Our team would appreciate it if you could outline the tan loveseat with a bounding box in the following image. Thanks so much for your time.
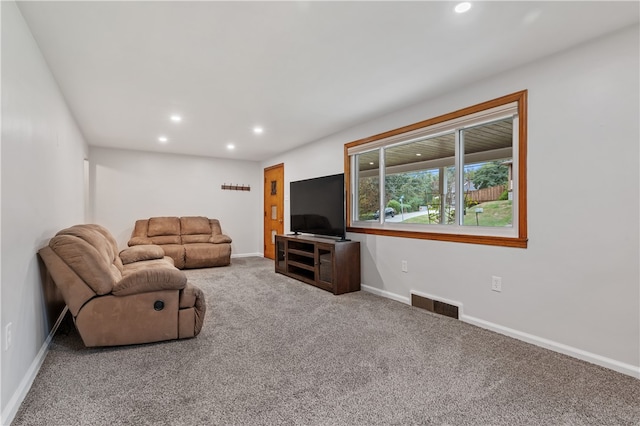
[128,216,232,269]
[38,224,205,347]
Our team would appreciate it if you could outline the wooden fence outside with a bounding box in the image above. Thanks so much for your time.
[466,185,506,203]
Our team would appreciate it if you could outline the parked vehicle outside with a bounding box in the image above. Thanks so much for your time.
[373,207,396,219]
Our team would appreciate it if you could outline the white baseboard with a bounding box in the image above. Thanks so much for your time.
[231,253,263,258]
[363,285,640,379]
[362,284,410,305]
[1,307,68,426]
[461,314,640,379]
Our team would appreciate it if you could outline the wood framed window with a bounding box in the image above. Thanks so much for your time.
[344,90,527,248]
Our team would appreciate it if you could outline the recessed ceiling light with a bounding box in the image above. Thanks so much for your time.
[416,153,422,156]
[454,2,471,13]
[523,10,541,25]
[227,143,235,150]
[253,126,264,135]
[170,115,182,122]
[369,162,374,165]
[158,136,168,143]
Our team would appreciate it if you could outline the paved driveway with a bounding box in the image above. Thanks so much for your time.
[385,210,430,223]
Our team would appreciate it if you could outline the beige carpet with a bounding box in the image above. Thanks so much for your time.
[12,257,640,425]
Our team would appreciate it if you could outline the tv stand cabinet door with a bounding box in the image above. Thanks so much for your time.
[316,244,335,291]
[275,236,286,273]
[317,241,360,295]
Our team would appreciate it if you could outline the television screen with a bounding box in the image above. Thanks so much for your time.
[290,173,346,239]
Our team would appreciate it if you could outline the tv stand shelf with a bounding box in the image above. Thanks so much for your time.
[275,234,360,295]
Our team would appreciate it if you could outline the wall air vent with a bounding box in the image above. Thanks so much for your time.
[411,294,459,319]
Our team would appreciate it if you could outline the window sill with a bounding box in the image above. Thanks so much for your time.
[347,226,528,248]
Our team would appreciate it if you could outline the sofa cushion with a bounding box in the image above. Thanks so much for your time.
[182,234,211,244]
[49,234,118,295]
[150,235,181,245]
[180,216,211,235]
[58,225,116,267]
[84,224,121,262]
[148,217,180,237]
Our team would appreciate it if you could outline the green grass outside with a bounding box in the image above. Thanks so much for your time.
[403,200,512,227]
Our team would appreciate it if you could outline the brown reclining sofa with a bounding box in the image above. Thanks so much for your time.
[128,216,232,269]
[38,224,205,347]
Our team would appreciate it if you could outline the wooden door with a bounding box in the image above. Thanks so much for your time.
[264,163,284,259]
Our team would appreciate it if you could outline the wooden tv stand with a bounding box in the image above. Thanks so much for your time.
[275,234,360,295]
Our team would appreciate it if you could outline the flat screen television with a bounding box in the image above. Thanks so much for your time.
[290,173,346,240]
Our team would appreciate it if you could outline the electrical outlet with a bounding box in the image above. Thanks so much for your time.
[5,323,12,350]
[401,260,408,273]
[491,276,502,292]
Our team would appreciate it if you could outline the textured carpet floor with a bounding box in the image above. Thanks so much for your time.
[12,257,640,425]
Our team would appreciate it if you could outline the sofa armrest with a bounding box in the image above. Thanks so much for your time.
[128,219,152,246]
[120,245,165,265]
[128,236,153,246]
[112,268,187,296]
[210,234,232,244]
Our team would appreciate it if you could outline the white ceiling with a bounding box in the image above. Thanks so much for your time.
[16,1,640,161]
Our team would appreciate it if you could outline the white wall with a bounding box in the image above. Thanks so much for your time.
[89,147,262,256]
[263,25,640,376]
[1,1,88,422]
[0,12,637,426]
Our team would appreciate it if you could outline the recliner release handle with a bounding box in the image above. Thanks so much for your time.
[154,300,165,311]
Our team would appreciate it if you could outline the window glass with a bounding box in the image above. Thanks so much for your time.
[383,132,456,225]
[461,118,513,227]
